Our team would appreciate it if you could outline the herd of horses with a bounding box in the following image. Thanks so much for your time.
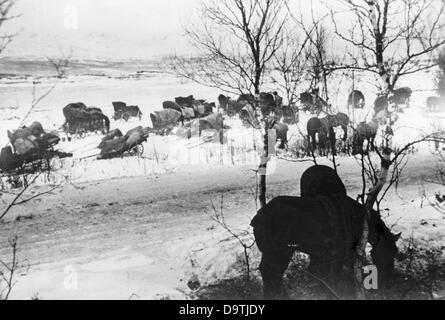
[215,87,416,157]
[252,165,401,299]
[303,87,415,157]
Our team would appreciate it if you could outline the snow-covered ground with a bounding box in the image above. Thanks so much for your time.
[1,69,445,300]
[0,155,444,300]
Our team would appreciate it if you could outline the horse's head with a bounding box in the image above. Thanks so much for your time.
[370,223,401,289]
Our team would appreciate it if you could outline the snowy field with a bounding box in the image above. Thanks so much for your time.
[1,68,444,186]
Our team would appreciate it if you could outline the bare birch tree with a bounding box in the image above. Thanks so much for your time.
[330,0,445,298]
[172,0,290,208]
[331,0,445,92]
[271,27,311,107]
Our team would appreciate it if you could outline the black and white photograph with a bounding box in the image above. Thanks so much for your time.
[0,0,444,301]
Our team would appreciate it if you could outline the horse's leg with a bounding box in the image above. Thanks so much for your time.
[307,134,313,156]
[311,133,317,152]
[259,250,293,300]
[343,251,356,295]
[309,253,342,297]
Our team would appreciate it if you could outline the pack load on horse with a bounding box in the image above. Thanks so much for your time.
[348,90,365,109]
[112,102,142,121]
[389,87,412,108]
[149,109,182,136]
[197,113,225,144]
[300,165,347,197]
[97,126,149,160]
[63,102,110,137]
[193,101,214,118]
[98,129,124,150]
[164,98,214,123]
[259,92,278,116]
[300,89,329,113]
[275,104,299,125]
[240,105,260,128]
[1,122,72,175]
[175,95,195,108]
[225,99,244,117]
[252,165,401,299]
[237,93,255,107]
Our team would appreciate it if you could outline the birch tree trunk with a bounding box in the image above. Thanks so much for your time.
[354,0,394,299]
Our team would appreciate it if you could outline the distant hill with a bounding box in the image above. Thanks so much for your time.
[1,31,189,62]
[0,56,168,79]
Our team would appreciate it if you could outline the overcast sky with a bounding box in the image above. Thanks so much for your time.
[14,0,194,37]
[2,0,199,59]
[3,0,330,60]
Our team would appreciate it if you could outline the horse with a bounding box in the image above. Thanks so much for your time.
[327,113,349,141]
[218,94,230,112]
[390,87,412,108]
[273,123,289,150]
[252,166,401,299]
[252,195,400,299]
[426,96,443,112]
[307,117,329,156]
[352,121,379,155]
[319,113,350,156]
[280,105,299,125]
[374,96,389,115]
[260,92,276,116]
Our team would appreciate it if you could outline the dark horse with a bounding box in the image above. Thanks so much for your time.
[352,121,379,155]
[307,117,329,156]
[252,166,400,299]
[322,113,350,156]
